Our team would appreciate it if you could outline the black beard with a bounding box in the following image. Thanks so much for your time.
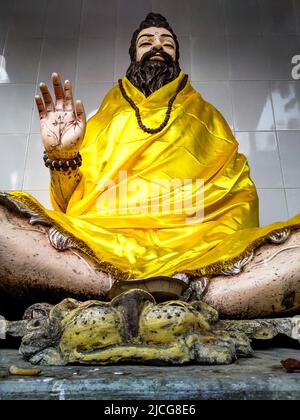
[126,52,181,97]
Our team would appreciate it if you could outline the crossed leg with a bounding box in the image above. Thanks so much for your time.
[203,228,300,318]
[0,203,111,317]
[1,201,300,320]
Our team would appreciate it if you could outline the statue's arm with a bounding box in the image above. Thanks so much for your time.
[34,73,86,212]
[49,167,82,212]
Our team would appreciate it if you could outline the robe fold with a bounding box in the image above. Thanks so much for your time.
[6,70,300,280]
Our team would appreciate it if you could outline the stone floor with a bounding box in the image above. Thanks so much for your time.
[1,343,300,400]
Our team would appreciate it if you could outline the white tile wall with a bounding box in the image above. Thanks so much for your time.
[44,0,82,39]
[277,131,300,188]
[152,0,190,36]
[176,36,191,76]
[117,0,152,36]
[224,0,261,35]
[39,38,78,86]
[191,35,229,81]
[0,134,28,190]
[266,35,300,80]
[227,35,271,80]
[4,37,42,83]
[257,188,289,226]
[8,0,48,38]
[115,33,132,81]
[0,0,299,225]
[188,0,225,35]
[0,2,13,39]
[192,81,234,129]
[0,84,36,133]
[260,0,297,34]
[296,0,300,34]
[231,81,275,131]
[0,38,5,56]
[23,134,49,190]
[286,188,300,218]
[75,82,114,119]
[78,37,115,83]
[272,82,300,130]
[81,0,118,38]
[236,131,284,189]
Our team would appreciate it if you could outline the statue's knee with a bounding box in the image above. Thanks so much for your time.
[0,203,7,222]
[0,202,15,226]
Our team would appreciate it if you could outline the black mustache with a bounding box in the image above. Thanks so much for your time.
[141,49,173,65]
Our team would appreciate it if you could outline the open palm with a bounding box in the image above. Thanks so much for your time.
[35,73,86,159]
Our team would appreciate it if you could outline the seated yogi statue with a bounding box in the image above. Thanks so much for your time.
[1,13,300,320]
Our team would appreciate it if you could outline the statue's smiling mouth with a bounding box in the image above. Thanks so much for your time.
[140,49,173,65]
[150,53,165,61]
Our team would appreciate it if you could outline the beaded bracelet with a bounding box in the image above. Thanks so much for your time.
[43,151,82,171]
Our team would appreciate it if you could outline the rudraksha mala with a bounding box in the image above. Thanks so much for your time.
[118,74,188,134]
[43,151,82,171]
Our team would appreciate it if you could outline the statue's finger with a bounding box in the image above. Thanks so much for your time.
[34,95,46,119]
[64,80,74,111]
[75,100,86,122]
[182,287,191,302]
[39,83,54,112]
[194,283,203,300]
[52,72,64,110]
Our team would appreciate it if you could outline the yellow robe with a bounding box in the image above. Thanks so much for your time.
[7,71,300,280]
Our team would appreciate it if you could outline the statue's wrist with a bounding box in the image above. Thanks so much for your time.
[46,150,80,160]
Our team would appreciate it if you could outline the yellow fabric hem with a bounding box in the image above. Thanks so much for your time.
[5,191,300,281]
[178,225,300,278]
[4,191,132,281]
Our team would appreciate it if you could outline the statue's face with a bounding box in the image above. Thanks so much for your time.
[135,27,176,63]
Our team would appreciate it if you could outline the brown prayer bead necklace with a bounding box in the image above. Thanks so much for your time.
[118,74,188,134]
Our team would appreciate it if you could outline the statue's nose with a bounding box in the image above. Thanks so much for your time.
[153,43,163,51]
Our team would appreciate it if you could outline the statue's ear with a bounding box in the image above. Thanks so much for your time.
[50,298,82,324]
[23,303,53,321]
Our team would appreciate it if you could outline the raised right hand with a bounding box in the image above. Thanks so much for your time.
[35,73,86,159]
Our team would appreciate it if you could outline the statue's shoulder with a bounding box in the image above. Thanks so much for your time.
[86,83,123,126]
[97,84,121,111]
[188,84,235,143]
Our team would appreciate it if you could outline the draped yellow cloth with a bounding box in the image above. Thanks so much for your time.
[8,71,300,280]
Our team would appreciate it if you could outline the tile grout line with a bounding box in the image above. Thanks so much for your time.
[293,0,299,35]
[21,0,49,192]
[275,132,292,218]
[113,0,121,84]
[293,0,300,36]
[74,0,85,97]
[185,0,192,81]
[0,1,13,72]
[257,0,264,37]
[269,79,290,219]
[221,0,236,132]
